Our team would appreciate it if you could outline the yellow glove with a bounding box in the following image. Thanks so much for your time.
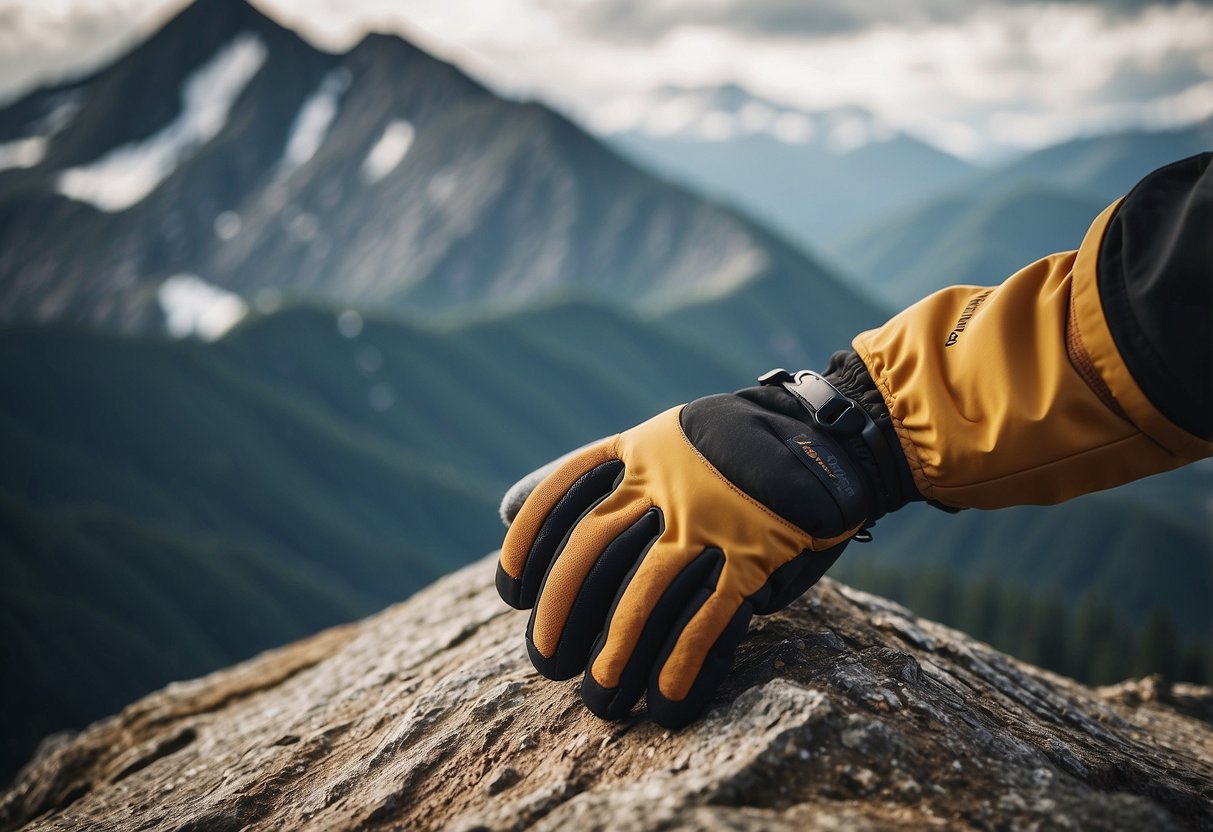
[497,366,914,727]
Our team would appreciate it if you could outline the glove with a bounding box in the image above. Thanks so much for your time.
[496,352,917,728]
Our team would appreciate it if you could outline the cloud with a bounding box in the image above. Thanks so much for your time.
[547,0,1213,42]
[0,0,1209,160]
[0,0,174,101]
[538,1,1213,156]
[553,0,873,40]
[1091,51,1212,104]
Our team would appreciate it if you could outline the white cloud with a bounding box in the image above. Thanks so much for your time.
[57,32,266,211]
[696,110,735,141]
[642,93,703,136]
[770,112,814,144]
[0,0,171,102]
[553,3,1213,157]
[1,0,1210,160]
[738,100,776,132]
[158,273,248,340]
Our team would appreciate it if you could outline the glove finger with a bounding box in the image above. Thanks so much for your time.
[497,438,621,610]
[581,546,724,720]
[647,592,753,729]
[499,437,612,527]
[527,506,662,680]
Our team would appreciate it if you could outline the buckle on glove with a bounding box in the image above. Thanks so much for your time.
[760,368,903,520]
[759,368,866,435]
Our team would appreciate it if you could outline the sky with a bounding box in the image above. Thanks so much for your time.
[0,0,1210,159]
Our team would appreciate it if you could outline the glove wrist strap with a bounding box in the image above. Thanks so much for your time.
[759,366,913,521]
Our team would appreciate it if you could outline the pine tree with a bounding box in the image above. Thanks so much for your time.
[907,571,959,623]
[1022,593,1068,675]
[1069,594,1118,682]
[958,574,1001,644]
[994,584,1032,661]
[1134,609,1182,681]
[1180,641,1210,684]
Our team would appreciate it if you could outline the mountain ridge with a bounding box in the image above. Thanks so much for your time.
[0,0,879,369]
[821,117,1213,305]
[828,183,1109,305]
[607,83,977,251]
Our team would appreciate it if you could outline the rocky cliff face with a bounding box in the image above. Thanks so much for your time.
[3,553,1211,831]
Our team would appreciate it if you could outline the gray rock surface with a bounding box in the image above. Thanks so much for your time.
[3,553,1211,831]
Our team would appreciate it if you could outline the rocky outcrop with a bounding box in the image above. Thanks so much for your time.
[3,553,1211,831]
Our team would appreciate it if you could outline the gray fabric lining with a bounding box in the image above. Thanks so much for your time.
[498,438,609,526]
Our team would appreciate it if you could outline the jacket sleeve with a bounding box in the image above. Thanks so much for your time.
[852,153,1213,510]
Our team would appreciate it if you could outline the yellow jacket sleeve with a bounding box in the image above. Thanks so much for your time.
[853,197,1213,510]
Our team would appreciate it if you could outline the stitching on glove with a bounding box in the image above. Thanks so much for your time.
[674,409,827,546]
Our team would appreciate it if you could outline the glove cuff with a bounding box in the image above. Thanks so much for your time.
[821,350,922,520]
[823,350,894,425]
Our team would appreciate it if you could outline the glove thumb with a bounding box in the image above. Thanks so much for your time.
[500,438,611,526]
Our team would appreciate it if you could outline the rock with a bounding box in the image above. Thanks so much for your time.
[2,553,1211,831]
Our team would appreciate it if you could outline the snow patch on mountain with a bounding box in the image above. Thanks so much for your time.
[57,33,267,211]
[0,137,47,172]
[158,274,248,341]
[361,119,414,183]
[0,91,85,173]
[282,68,352,172]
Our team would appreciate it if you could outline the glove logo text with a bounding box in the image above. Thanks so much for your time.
[945,290,992,347]
[786,434,856,498]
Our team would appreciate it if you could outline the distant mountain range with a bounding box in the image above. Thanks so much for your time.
[828,185,1108,308]
[0,0,878,370]
[827,118,1213,305]
[606,83,1212,307]
[608,84,977,252]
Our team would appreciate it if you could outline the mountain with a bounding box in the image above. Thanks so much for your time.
[0,0,340,330]
[976,118,1213,204]
[604,87,1210,311]
[0,1,880,369]
[827,119,1213,306]
[605,84,976,252]
[829,184,1107,306]
[4,554,1212,831]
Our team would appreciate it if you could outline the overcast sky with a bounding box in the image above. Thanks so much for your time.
[0,0,1210,159]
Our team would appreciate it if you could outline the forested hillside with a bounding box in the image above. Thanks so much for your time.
[4,298,1209,783]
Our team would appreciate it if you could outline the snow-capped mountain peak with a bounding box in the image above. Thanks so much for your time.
[57,33,268,211]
